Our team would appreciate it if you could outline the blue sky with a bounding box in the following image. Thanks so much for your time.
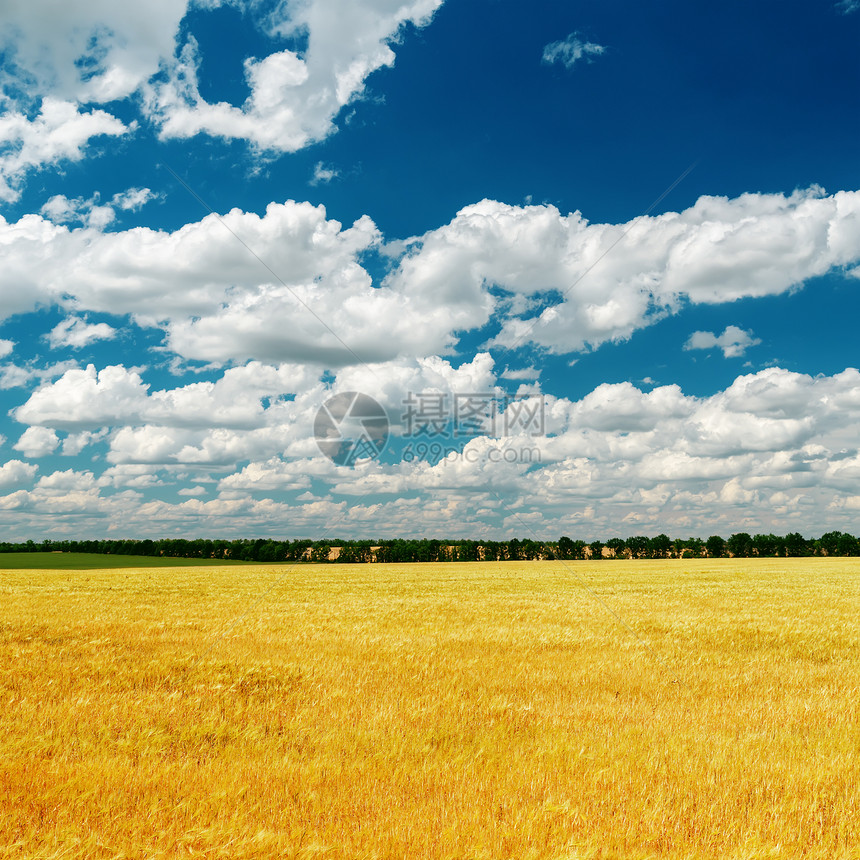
[2,0,860,541]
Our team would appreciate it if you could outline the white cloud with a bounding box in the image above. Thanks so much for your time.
[347,366,860,535]
[333,352,499,426]
[218,457,321,493]
[0,1,442,198]
[39,195,80,223]
[684,325,762,358]
[0,459,37,488]
[837,0,860,13]
[178,485,207,496]
[0,366,41,390]
[36,468,97,493]
[311,161,339,185]
[13,426,58,458]
[0,340,13,359]
[14,364,150,430]
[7,361,860,538]
[0,360,79,391]
[0,200,472,365]
[39,187,156,229]
[86,205,117,230]
[0,99,130,202]
[3,186,860,372]
[47,317,118,350]
[193,364,860,538]
[569,381,691,432]
[12,361,324,465]
[111,187,157,211]
[99,464,166,489]
[501,366,541,381]
[61,430,105,457]
[395,187,860,356]
[10,354,499,469]
[542,33,605,69]
[148,0,445,152]
[0,0,188,104]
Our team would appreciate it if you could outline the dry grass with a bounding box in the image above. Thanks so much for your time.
[1,558,858,859]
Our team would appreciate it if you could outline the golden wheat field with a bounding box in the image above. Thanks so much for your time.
[1,558,859,859]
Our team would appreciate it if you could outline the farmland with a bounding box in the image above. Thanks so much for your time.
[0,552,248,570]
[1,558,858,858]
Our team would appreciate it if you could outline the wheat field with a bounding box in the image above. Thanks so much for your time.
[1,558,858,859]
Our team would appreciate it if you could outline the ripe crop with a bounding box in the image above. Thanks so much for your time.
[1,558,858,858]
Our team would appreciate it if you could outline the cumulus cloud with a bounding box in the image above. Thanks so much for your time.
[13,361,319,432]
[0,459,38,488]
[0,0,188,104]
[7,366,860,538]
[13,426,58,458]
[0,0,443,197]
[39,196,81,224]
[100,464,167,490]
[542,33,606,69]
[395,187,860,355]
[333,352,499,424]
[684,325,762,358]
[0,0,171,198]
[0,360,79,391]
[40,188,157,228]
[0,200,471,365]
[148,0,444,151]
[11,354,498,468]
[14,365,150,430]
[0,99,130,203]
[311,161,339,185]
[2,186,860,372]
[111,187,158,211]
[173,365,860,536]
[46,317,118,350]
[61,430,104,457]
[178,485,207,497]
[501,366,541,381]
[388,365,860,536]
[0,0,160,202]
[0,340,13,359]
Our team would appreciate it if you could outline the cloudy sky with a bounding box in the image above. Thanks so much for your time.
[1,0,860,542]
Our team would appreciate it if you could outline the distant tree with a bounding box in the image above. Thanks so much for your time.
[557,536,575,560]
[589,540,603,559]
[837,533,859,556]
[311,544,331,563]
[625,536,650,559]
[649,534,672,559]
[483,541,503,561]
[258,541,284,562]
[753,533,778,557]
[706,535,726,558]
[685,537,705,558]
[784,532,809,557]
[520,539,542,560]
[727,532,753,558]
[605,538,626,558]
[818,531,843,557]
[336,544,359,563]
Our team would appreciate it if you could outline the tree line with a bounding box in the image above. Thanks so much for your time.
[2,531,860,562]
